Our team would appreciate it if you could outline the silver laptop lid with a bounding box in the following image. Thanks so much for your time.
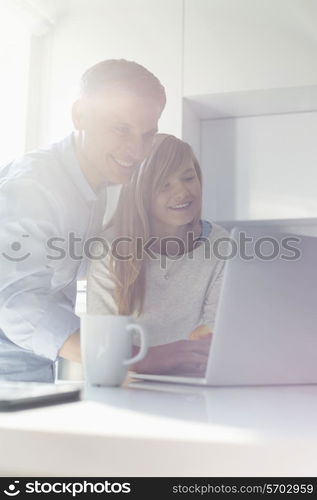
[207,227,317,386]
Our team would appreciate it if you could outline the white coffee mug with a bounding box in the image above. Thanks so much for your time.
[81,315,148,386]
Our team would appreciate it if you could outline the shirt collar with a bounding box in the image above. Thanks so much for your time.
[56,133,98,203]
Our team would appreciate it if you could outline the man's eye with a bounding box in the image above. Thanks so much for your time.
[115,126,129,135]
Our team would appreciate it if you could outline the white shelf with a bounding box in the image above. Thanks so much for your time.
[184,85,317,120]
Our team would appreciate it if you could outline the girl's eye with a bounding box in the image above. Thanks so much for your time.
[184,176,195,182]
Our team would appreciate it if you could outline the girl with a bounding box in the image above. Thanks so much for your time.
[87,134,228,376]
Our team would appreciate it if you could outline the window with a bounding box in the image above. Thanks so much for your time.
[0,0,55,165]
[0,3,31,165]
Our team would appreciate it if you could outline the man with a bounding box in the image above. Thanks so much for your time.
[0,59,166,382]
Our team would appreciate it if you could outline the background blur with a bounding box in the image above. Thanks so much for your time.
[1,0,317,378]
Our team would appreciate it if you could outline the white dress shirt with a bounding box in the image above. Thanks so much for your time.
[0,134,107,382]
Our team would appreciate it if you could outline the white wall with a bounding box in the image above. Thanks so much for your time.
[184,0,317,96]
[26,0,317,225]
[38,0,183,145]
[182,100,201,161]
[201,111,317,221]
[182,0,317,223]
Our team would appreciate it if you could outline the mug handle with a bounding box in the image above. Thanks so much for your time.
[123,323,148,366]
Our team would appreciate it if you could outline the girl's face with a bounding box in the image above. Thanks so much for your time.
[151,160,202,233]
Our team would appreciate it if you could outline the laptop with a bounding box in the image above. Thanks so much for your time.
[132,226,317,386]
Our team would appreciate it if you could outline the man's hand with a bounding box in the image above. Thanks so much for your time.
[58,330,81,363]
[131,335,212,376]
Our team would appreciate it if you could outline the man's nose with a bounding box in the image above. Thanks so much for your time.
[126,137,147,162]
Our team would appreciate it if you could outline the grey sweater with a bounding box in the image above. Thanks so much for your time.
[87,221,228,346]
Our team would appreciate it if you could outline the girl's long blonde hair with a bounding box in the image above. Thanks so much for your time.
[107,134,202,316]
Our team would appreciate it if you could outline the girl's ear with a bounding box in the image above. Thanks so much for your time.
[72,99,86,130]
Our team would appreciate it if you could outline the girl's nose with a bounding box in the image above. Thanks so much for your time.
[172,183,190,201]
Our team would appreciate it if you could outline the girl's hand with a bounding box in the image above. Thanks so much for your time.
[189,324,212,340]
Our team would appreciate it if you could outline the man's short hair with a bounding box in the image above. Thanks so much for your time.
[80,59,166,108]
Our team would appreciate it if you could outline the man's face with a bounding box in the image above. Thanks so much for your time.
[73,88,163,188]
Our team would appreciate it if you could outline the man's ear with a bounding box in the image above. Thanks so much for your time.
[72,99,86,130]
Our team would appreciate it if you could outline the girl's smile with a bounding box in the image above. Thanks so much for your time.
[151,161,202,237]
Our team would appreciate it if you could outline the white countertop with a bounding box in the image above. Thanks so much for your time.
[1,379,317,476]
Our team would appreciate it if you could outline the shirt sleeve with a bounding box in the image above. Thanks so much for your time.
[86,240,118,315]
[0,177,80,361]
